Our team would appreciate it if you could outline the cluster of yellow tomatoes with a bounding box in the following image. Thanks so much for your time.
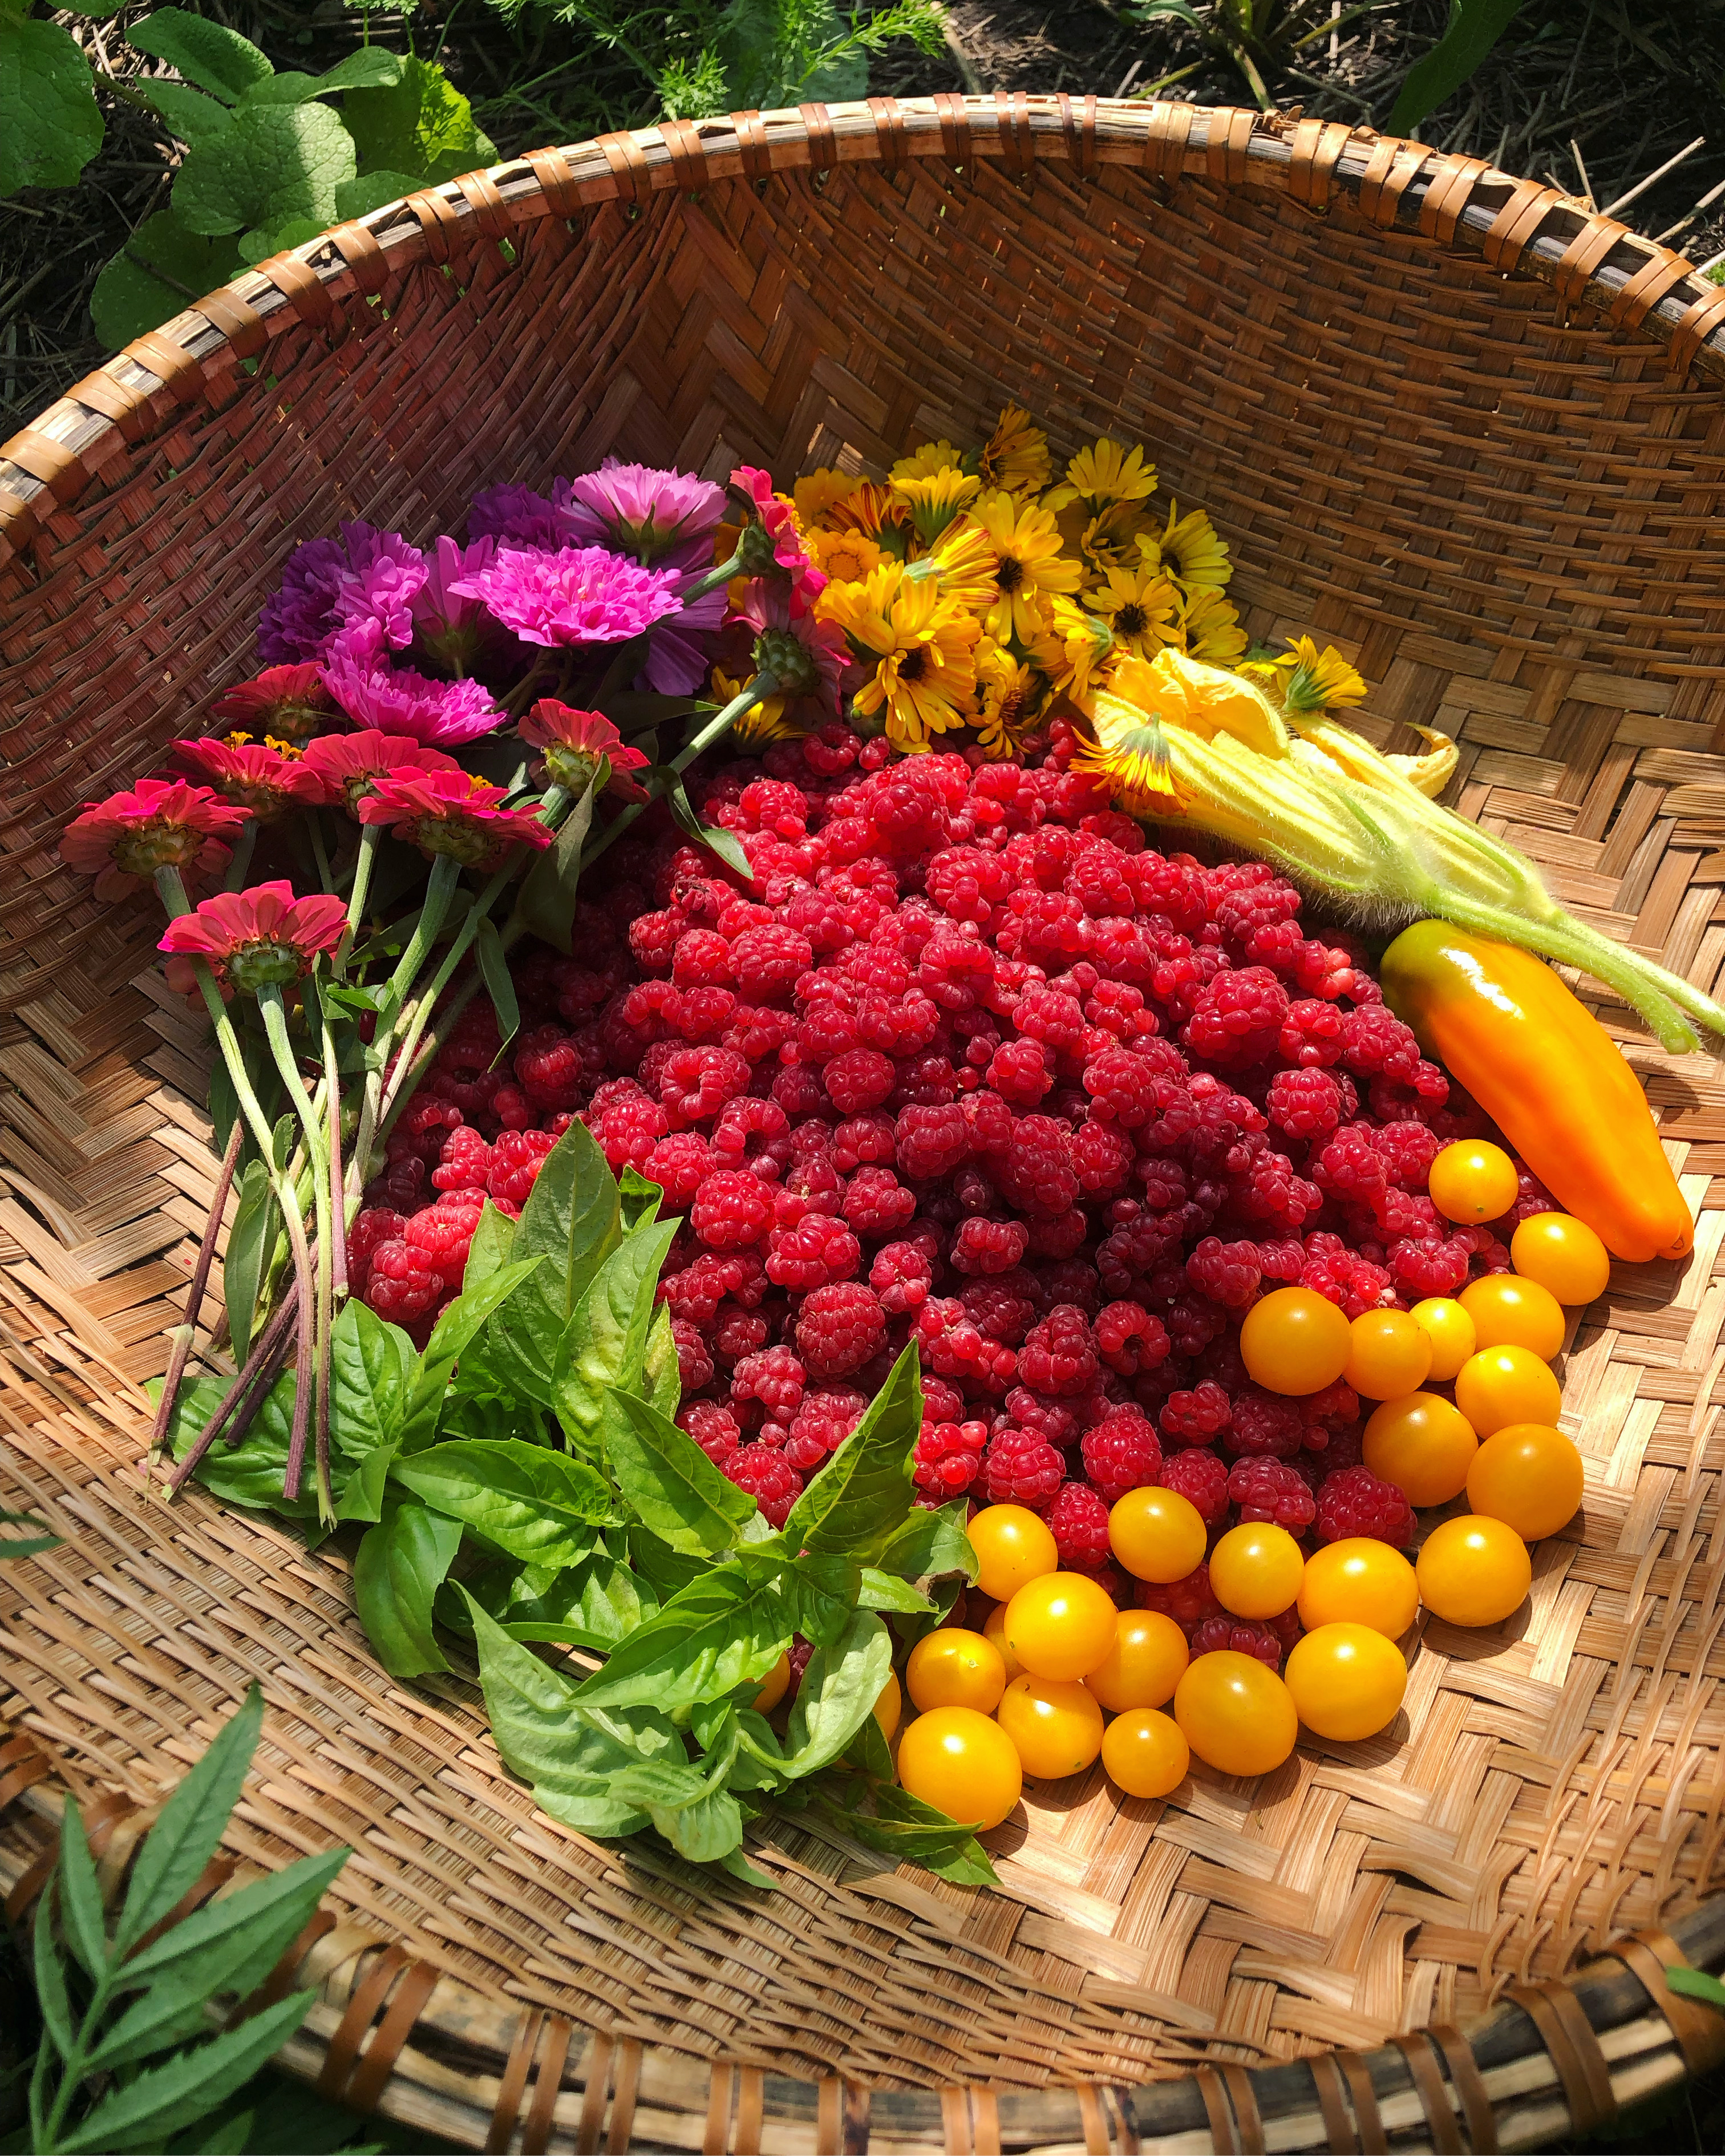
[885,1140,1603,1830]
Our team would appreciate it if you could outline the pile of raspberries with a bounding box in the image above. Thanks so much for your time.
[353,718,1554,1670]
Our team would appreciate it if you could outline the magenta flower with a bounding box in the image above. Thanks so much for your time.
[357,767,556,867]
[556,460,726,565]
[299,732,462,812]
[410,535,500,674]
[160,880,348,994]
[210,664,340,744]
[468,483,564,552]
[450,545,683,650]
[737,581,847,709]
[321,620,504,746]
[730,466,827,597]
[518,701,650,802]
[331,528,427,652]
[62,778,250,900]
[173,737,325,820]
[643,565,726,696]
[258,522,422,664]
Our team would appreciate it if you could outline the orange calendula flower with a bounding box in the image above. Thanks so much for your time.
[805,527,884,585]
[793,468,865,526]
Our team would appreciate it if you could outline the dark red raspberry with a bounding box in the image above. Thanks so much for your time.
[1313,1127,1390,1211]
[773,1156,843,1228]
[916,1298,1017,1389]
[730,1345,807,1427]
[950,1216,1030,1275]
[713,1303,771,1362]
[1342,1005,1422,1082]
[1045,1479,1112,1571]
[1159,1380,1232,1448]
[347,1207,405,1296]
[1018,1305,1099,1396]
[987,1037,1053,1106]
[767,1214,862,1289]
[1157,1447,1230,1525]
[1181,967,1288,1070]
[1190,1616,1285,1668]
[1373,1119,1444,1191]
[670,1317,714,1395]
[1094,1301,1169,1375]
[1083,1043,1175,1128]
[912,1417,989,1498]
[983,1423,1064,1508]
[960,1274,1038,1345]
[1225,1385,1304,1460]
[1266,1067,1342,1143]
[723,1442,803,1527]
[1135,1562,1222,1634]
[870,1239,935,1314]
[795,1281,887,1377]
[1080,1410,1163,1503]
[1315,1464,1414,1547]
[677,1401,742,1462]
[691,1170,774,1251]
[588,1093,669,1174]
[1388,1235,1471,1297]
[1185,1237,1263,1310]
[784,1388,868,1470]
[363,1239,442,1324]
[831,1113,896,1172]
[995,1115,1079,1217]
[1278,998,1347,1067]
[1226,1457,1318,1531]
[843,1164,917,1238]
[895,1102,971,1180]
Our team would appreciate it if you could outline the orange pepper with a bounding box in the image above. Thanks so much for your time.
[1380,920,1692,1264]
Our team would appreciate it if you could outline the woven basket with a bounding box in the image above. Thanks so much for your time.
[3,93,1725,2155]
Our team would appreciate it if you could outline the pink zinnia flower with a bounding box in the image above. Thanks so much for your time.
[556,460,726,565]
[730,466,827,598]
[358,767,556,867]
[410,535,500,674]
[173,737,324,820]
[321,620,505,746]
[643,564,726,696]
[518,701,650,802]
[331,528,427,652]
[738,582,847,710]
[210,664,341,744]
[299,733,462,812]
[160,880,348,994]
[449,545,682,649]
[62,778,250,900]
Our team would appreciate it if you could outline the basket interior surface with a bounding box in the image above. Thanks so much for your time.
[2,102,1725,2096]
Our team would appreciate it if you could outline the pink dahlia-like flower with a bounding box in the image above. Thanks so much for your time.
[557,459,726,564]
[160,879,348,994]
[518,701,650,801]
[173,737,324,819]
[258,521,422,664]
[358,767,556,866]
[467,483,564,551]
[331,527,427,652]
[450,545,682,649]
[730,466,827,597]
[210,663,339,743]
[62,778,250,900]
[299,731,461,812]
[321,620,505,746]
[410,535,500,674]
[738,580,847,709]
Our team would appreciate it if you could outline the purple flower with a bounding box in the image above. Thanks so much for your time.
[332,528,427,652]
[555,460,726,565]
[468,483,565,551]
[411,535,499,673]
[450,545,683,649]
[321,620,504,745]
[258,521,425,663]
[641,564,726,695]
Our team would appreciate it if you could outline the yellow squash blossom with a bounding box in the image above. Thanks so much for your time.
[973,490,1083,645]
[820,563,979,752]
[710,667,801,745]
[972,641,1042,759]
[979,404,1052,496]
[1094,564,1181,658]
[890,440,965,482]
[1139,501,1232,593]
[1179,586,1249,665]
[805,527,883,585]
[892,466,982,545]
[793,469,864,527]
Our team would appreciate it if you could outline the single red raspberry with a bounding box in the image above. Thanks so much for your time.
[1190,1616,1285,1668]
[916,1298,1017,1389]
[1083,1043,1176,1128]
[1095,1301,1171,1376]
[629,909,682,975]
[912,1417,989,1498]
[1044,1479,1112,1571]
[986,1036,1053,1107]
[477,1128,552,1211]
[1373,1119,1444,1191]
[1300,1378,1361,1436]
[871,1239,934,1314]
[1278,998,1347,1067]
[795,1281,887,1377]
[713,1303,771,1362]
[1225,1385,1304,1460]
[1301,1247,1396,1319]
[773,1156,844,1228]
[895,1102,971,1180]
[404,1197,483,1287]
[347,1207,405,1295]
[960,1275,1039,1345]
[1315,1464,1414,1547]
[995,1115,1079,1217]
[783,1388,869,1470]
[767,1214,862,1290]
[670,928,736,990]
[950,1215,1030,1276]
[645,1132,714,1210]
[363,1239,442,1324]
[1266,1067,1342,1143]
[732,923,813,1004]
[708,1096,792,1178]
[1388,1235,1471,1297]
[1226,1457,1318,1531]
[1157,1447,1230,1526]
[831,1113,896,1172]
[670,1317,714,1395]
[432,1124,493,1195]
[1313,1126,1390,1211]
[677,1401,742,1463]
[1067,1122,1133,1203]
[730,1345,807,1427]
[691,1170,774,1251]
[1181,968,1288,1071]
[723,1442,803,1527]
[1342,1005,1422,1082]
[1185,1237,1263,1310]
[823,1047,896,1115]
[1018,1305,1099,1396]
[1134,1561,1222,1634]
[843,1164,917,1238]
[1080,1410,1163,1503]
[983,1424,1064,1508]
[588,1093,669,1174]
[656,1045,751,1128]
[1158,1380,1232,1449]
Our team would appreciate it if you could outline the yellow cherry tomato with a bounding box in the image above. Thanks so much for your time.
[897,1707,1022,1828]
[1003,1571,1119,1681]
[1455,1344,1562,1437]
[1459,1273,1566,1360]
[967,1504,1058,1603]
[1297,1538,1420,1637]
[982,1601,1023,1683]
[997,1673,1106,1778]
[752,1652,791,1714]
[906,1628,1006,1715]
[1430,1139,1519,1224]
[1466,1423,1585,1542]
[1416,1515,1532,1628]
[1362,1392,1479,1507]
[1240,1285,1353,1395]
[1109,1486,1208,1583]
[873,1670,901,1742]
[1410,1297,1477,1382]
[1344,1309,1434,1401]
[1511,1211,1611,1306]
[1209,1521,1305,1619]
[1173,1651,1299,1778]
[1284,1623,1408,1742]
[1085,1610,1189,1713]
[1101,1709,1190,1799]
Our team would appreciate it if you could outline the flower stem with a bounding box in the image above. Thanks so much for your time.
[149,1118,244,1458]
[257,984,335,1518]
[387,850,461,1005]
[320,993,349,1301]
[376,861,515,1129]
[582,672,775,869]
[343,822,381,956]
[308,812,335,893]
[222,820,258,894]
[678,545,744,606]
[165,1291,297,1492]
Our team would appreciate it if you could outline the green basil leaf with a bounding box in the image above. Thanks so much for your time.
[167,1376,317,1520]
[461,1198,517,1294]
[392,1438,610,1568]
[115,1686,262,1954]
[626,1523,707,1601]
[488,1119,620,1408]
[821,1781,999,1886]
[570,1567,791,1713]
[718,1847,777,1890]
[619,1166,662,1230]
[0,1505,59,1558]
[1666,1967,1725,2011]
[873,1499,978,1584]
[554,1219,679,1446]
[781,1343,921,1562]
[513,773,597,954]
[601,1388,755,1555]
[501,1548,655,1649]
[663,774,755,884]
[856,1569,934,1614]
[326,1296,412,1462]
[730,1549,857,1649]
[473,915,520,1051]
[652,1784,744,1864]
[843,1697,896,1782]
[221,1160,272,1364]
[397,1254,544,1450]
[642,1301,680,1419]
[777,1611,892,1779]
[352,1502,461,1678]
[332,1439,397,1524]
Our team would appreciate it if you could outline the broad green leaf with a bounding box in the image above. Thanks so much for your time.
[781,1344,921,1562]
[0,16,104,197]
[626,1523,707,1602]
[167,1376,318,1520]
[129,10,273,102]
[731,1548,856,1649]
[342,54,497,185]
[242,47,402,105]
[554,1219,678,1445]
[1388,0,1527,133]
[327,1296,412,1461]
[663,774,754,884]
[570,1566,791,1713]
[619,1167,663,1231]
[873,1500,977,1584]
[718,1847,777,1890]
[515,775,597,954]
[0,1505,59,1558]
[219,1160,272,1363]
[461,1198,517,1294]
[237,214,327,265]
[643,1301,679,1419]
[501,1548,655,1649]
[601,1388,755,1555]
[1667,1967,1725,2010]
[56,1795,106,1982]
[139,80,233,145]
[489,1119,620,1408]
[474,915,520,1050]
[397,1255,544,1450]
[55,1990,317,2154]
[352,1502,461,1678]
[821,1781,999,1884]
[856,1568,934,1615]
[174,102,355,238]
[776,1611,891,1779]
[843,1696,894,1782]
[652,1784,743,1863]
[116,1686,262,1955]
[333,168,425,221]
[393,1437,610,1567]
[333,1439,397,1524]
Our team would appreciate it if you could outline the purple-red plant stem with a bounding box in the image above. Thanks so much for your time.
[165,1288,297,1492]
[149,1118,244,1457]
[282,1273,315,1503]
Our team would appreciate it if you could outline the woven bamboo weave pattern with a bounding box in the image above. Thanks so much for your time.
[3,96,1725,2146]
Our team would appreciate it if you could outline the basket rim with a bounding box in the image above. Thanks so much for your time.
[4,94,1725,573]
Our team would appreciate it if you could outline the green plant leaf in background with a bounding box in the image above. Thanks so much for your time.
[781,1343,921,1562]
[353,1500,463,1677]
[332,167,426,220]
[554,1217,679,1446]
[173,100,357,246]
[0,1504,61,1558]
[1388,0,1528,132]
[392,1436,611,1567]
[136,79,233,147]
[242,46,403,106]
[127,8,274,102]
[116,1686,264,1953]
[600,1387,756,1555]
[0,14,104,197]
[343,53,497,184]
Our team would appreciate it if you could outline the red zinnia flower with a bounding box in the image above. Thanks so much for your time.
[61,778,250,901]
[210,664,340,744]
[299,731,461,812]
[357,767,556,867]
[517,701,650,801]
[160,879,348,994]
[173,737,323,819]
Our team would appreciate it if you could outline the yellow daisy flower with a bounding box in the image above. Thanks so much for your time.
[819,564,979,753]
[1264,634,1368,716]
[1077,501,1155,581]
[979,404,1052,496]
[892,466,982,545]
[711,667,802,745]
[793,468,865,527]
[1030,596,1114,702]
[904,514,997,613]
[1178,586,1249,666]
[1094,565,1181,658]
[1139,500,1233,593]
[1050,436,1158,512]
[972,640,1043,759]
[890,440,965,482]
[828,480,911,559]
[805,527,883,584]
[973,490,1083,645]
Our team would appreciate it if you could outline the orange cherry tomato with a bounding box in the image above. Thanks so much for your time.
[1240,1287,1353,1395]
[1003,1572,1119,1681]
[1415,1516,1532,1628]
[1284,1623,1407,1742]
[752,1652,791,1713]
[1109,1486,1208,1583]
[966,1505,1058,1603]
[1085,1610,1189,1712]
[896,1707,1022,1829]
[1344,1309,1434,1401]
[1209,1521,1305,1619]
[1430,1140,1519,1224]
[1465,1423,1585,1542]
[996,1674,1106,1779]
[1511,1212,1611,1306]
[873,1670,902,1742]
[1410,1297,1477,1382]
[1101,1709,1190,1799]
[1173,1652,1299,1778]
[1459,1273,1566,1360]
[906,1628,1006,1714]
[1362,1392,1478,1507]
[982,1601,1024,1684]
[1455,1345,1562,1437]
[1297,1538,1420,1638]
